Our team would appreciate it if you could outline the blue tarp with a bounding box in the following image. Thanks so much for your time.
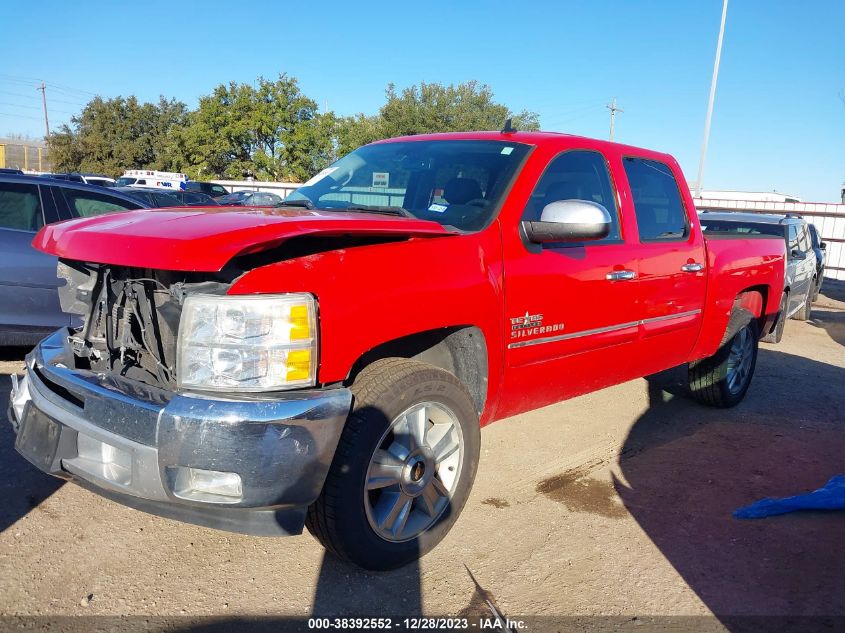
[734,475,845,519]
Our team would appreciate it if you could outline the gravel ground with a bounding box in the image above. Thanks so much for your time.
[1,282,843,631]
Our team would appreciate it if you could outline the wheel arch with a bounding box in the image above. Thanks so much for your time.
[735,285,770,333]
[345,326,489,417]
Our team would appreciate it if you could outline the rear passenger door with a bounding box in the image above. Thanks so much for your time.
[0,181,69,333]
[622,157,707,372]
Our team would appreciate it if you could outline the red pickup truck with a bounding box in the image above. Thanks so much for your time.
[9,131,785,570]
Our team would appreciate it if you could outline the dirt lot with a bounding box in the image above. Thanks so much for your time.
[1,283,844,631]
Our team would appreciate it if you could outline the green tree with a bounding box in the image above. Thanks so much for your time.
[48,96,188,176]
[337,81,540,155]
[176,75,335,181]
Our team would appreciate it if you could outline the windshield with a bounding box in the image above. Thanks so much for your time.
[284,140,530,231]
[115,177,137,186]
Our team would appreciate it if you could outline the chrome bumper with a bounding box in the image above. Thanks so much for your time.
[8,329,352,536]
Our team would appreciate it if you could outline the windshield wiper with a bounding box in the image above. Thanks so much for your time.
[279,198,314,209]
[344,204,415,218]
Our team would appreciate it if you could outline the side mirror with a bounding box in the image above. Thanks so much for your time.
[820,242,827,250]
[791,248,806,260]
[522,200,611,244]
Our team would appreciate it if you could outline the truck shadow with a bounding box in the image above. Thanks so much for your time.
[819,278,845,303]
[0,372,64,534]
[808,309,845,347]
[615,348,845,627]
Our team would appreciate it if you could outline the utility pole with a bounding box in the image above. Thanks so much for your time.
[695,0,729,198]
[37,82,50,138]
[607,97,623,141]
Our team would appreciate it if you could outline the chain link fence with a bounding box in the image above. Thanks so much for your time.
[0,141,51,172]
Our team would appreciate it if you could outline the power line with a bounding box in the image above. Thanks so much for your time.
[0,89,85,108]
[0,101,76,116]
[0,111,42,121]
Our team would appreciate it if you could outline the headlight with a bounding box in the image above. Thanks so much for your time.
[177,293,317,392]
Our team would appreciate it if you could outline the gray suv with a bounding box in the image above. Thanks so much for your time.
[699,211,818,343]
[0,175,147,345]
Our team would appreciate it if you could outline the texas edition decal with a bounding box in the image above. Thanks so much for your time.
[510,312,565,340]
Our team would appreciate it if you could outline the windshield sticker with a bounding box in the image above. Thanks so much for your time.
[428,203,448,213]
[302,167,338,187]
[501,146,514,155]
[372,172,389,188]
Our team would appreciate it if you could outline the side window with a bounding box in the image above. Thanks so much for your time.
[623,157,689,242]
[524,150,621,242]
[797,225,811,253]
[788,225,800,252]
[212,185,228,196]
[61,188,142,218]
[0,182,44,231]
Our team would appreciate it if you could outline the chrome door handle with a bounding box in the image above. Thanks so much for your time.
[606,270,637,281]
[681,263,704,272]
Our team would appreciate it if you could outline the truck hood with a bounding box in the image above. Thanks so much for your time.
[34,206,457,271]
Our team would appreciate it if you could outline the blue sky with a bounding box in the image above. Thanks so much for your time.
[2,1,843,201]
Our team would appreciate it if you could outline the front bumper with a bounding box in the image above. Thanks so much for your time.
[7,329,352,536]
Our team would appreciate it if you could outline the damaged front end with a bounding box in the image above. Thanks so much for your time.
[57,260,229,390]
[8,259,351,536]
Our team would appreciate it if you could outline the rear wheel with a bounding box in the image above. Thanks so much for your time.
[761,292,787,344]
[688,309,759,408]
[306,358,480,570]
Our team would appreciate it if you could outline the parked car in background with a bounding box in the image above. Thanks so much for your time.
[116,187,219,208]
[114,186,181,208]
[0,168,24,175]
[186,181,230,198]
[217,190,284,206]
[38,173,115,187]
[699,211,818,343]
[807,223,826,301]
[0,174,147,345]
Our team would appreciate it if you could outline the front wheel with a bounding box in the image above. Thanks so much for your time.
[306,358,480,570]
[794,287,812,321]
[688,309,759,408]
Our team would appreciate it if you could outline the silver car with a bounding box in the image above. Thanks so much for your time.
[0,175,146,345]
[698,211,818,343]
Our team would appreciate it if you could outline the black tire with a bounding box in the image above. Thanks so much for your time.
[688,308,759,408]
[761,292,787,344]
[811,277,820,303]
[306,358,481,570]
[793,287,812,321]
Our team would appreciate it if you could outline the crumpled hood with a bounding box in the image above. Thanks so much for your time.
[33,206,456,271]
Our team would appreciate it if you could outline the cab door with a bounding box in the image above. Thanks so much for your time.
[621,156,706,373]
[498,149,642,419]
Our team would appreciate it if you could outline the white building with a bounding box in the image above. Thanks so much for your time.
[690,189,802,203]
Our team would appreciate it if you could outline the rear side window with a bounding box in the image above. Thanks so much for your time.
[524,150,620,242]
[61,188,142,218]
[624,157,689,242]
[797,225,811,252]
[788,225,799,252]
[0,182,44,231]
